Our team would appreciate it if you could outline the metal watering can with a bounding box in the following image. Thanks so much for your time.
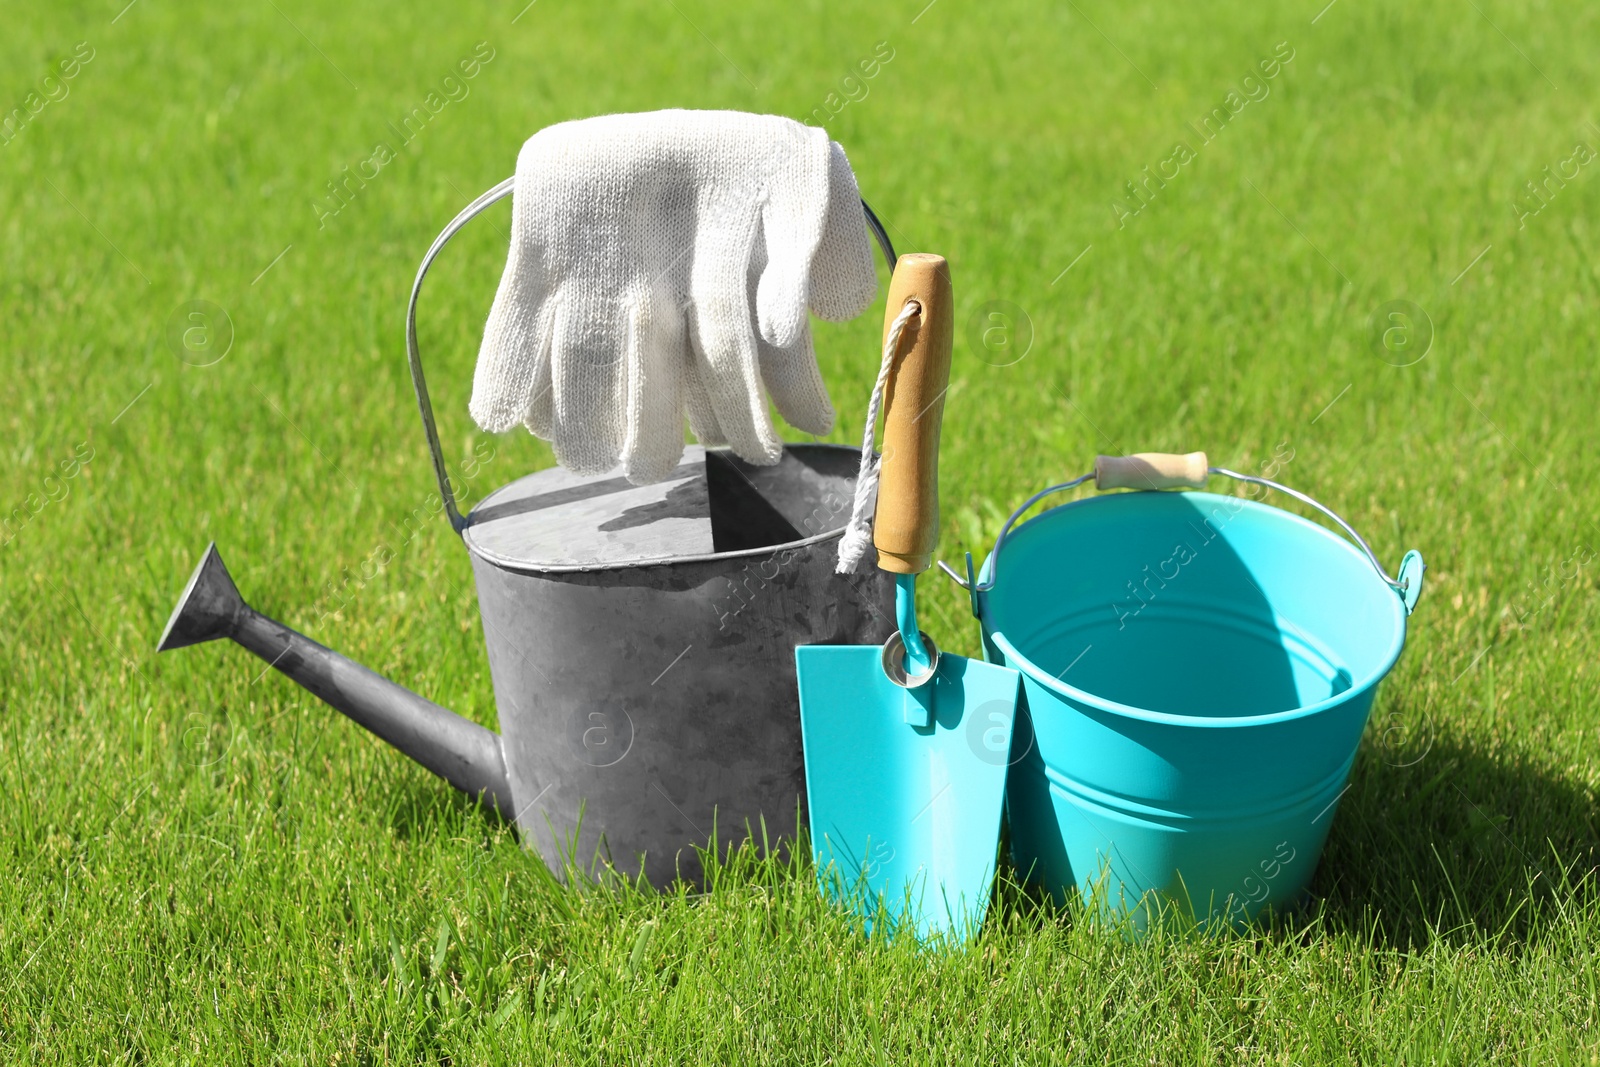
[159,180,901,887]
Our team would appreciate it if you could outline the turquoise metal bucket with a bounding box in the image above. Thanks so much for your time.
[947,454,1425,928]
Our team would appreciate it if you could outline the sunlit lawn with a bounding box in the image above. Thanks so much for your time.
[3,0,1598,1061]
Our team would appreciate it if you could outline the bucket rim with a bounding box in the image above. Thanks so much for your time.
[978,490,1408,728]
[464,442,860,576]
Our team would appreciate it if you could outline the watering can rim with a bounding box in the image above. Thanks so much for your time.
[462,441,868,576]
[976,489,1409,728]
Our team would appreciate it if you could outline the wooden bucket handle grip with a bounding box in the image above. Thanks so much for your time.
[1095,451,1210,491]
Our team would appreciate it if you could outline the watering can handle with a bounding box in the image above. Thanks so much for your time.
[403,177,899,533]
[872,254,955,575]
[937,453,1426,614]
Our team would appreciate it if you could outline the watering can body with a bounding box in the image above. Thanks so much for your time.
[468,445,895,885]
[161,444,895,888]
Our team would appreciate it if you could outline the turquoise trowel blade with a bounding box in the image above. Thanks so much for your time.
[795,644,1023,940]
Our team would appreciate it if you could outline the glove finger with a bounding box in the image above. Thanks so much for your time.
[688,203,782,465]
[548,299,628,476]
[620,293,689,486]
[757,323,835,437]
[748,250,834,436]
[682,353,727,448]
[754,122,831,349]
[808,140,879,322]
[688,291,782,466]
[522,301,556,439]
[524,352,554,440]
[471,241,556,433]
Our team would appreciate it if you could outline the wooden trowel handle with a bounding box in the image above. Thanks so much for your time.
[873,254,954,575]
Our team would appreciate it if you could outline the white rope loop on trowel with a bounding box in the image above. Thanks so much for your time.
[836,298,922,573]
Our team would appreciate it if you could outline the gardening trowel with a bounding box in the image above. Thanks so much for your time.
[794,253,1023,941]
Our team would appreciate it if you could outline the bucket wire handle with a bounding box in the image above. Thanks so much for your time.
[937,451,1425,613]
[404,178,899,533]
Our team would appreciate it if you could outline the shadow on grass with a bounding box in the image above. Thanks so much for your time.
[380,776,813,898]
[382,771,506,843]
[981,729,1600,951]
[1306,729,1599,948]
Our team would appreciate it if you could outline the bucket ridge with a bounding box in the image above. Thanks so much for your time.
[1024,750,1357,827]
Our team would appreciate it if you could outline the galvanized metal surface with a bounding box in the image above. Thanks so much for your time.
[470,443,895,885]
[464,448,715,570]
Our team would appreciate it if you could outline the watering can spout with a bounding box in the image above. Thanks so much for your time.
[157,543,513,820]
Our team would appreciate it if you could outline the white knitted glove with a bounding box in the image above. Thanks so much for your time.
[471,110,879,484]
[683,139,879,449]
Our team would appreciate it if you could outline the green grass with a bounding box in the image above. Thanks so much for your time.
[4,0,1600,1061]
